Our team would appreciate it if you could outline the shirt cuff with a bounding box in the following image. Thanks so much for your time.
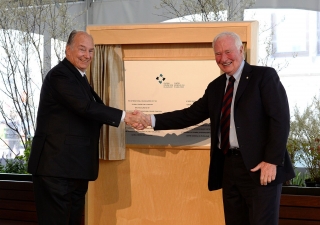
[121,111,125,122]
[151,114,156,127]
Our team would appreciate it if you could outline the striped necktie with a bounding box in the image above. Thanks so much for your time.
[220,76,235,154]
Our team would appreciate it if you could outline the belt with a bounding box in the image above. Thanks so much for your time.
[227,148,241,156]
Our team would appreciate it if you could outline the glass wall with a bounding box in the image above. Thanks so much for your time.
[244,8,320,112]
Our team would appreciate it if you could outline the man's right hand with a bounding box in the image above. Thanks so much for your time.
[124,110,151,130]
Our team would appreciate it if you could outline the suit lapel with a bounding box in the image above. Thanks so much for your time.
[234,62,252,105]
[62,58,94,101]
[217,75,227,107]
[212,74,227,123]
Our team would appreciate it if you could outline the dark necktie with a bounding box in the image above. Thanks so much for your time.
[83,74,91,90]
[83,74,96,101]
[220,76,236,154]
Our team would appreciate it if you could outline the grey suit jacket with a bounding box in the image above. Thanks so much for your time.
[28,58,123,181]
[154,62,295,190]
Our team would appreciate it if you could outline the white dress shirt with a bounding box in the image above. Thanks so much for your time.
[219,60,245,149]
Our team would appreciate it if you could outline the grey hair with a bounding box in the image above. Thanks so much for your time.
[66,30,93,46]
[67,30,78,46]
[65,30,94,56]
[212,31,243,50]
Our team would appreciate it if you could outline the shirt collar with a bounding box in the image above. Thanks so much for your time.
[225,60,245,81]
[76,68,86,77]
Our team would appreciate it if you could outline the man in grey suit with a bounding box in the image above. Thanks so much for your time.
[28,30,144,225]
[138,31,295,225]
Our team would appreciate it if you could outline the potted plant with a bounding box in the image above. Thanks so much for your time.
[280,101,320,224]
[287,96,320,187]
[0,138,36,224]
[0,138,31,175]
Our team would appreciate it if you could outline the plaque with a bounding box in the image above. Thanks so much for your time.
[125,60,220,147]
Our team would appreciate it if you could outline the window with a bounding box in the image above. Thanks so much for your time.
[272,10,309,57]
[318,12,320,55]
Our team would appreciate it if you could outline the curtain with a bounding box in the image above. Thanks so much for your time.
[90,45,125,160]
[243,42,247,60]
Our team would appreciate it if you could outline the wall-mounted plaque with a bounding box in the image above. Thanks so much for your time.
[125,60,220,147]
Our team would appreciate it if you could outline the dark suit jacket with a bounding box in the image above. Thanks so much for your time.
[28,58,123,181]
[154,61,295,191]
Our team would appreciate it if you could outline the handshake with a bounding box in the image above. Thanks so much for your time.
[124,110,151,130]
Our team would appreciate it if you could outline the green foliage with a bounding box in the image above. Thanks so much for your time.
[290,170,308,187]
[287,96,320,182]
[0,158,27,174]
[0,139,31,174]
[20,138,31,164]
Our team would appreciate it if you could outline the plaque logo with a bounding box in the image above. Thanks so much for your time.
[156,74,166,84]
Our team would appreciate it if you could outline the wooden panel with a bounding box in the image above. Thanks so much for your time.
[122,43,216,61]
[0,181,37,223]
[279,219,320,225]
[0,220,38,225]
[0,180,84,225]
[279,194,320,224]
[0,210,37,222]
[87,148,225,225]
[0,189,35,201]
[0,200,36,211]
[281,194,320,207]
[0,180,33,191]
[86,22,260,73]
[88,22,249,45]
[0,174,32,182]
[279,206,320,220]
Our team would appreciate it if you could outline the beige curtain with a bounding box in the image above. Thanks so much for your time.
[90,45,125,160]
[243,42,247,60]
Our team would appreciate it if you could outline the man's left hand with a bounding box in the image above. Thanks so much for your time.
[251,161,277,185]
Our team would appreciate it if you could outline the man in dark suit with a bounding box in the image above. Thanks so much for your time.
[28,30,145,225]
[139,31,295,225]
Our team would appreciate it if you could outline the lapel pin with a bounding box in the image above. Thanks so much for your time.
[246,77,249,79]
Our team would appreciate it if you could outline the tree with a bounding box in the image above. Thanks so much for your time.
[288,96,320,183]
[156,0,294,72]
[254,15,297,71]
[157,0,256,22]
[0,0,82,172]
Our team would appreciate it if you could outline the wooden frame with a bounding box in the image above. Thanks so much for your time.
[87,22,258,62]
